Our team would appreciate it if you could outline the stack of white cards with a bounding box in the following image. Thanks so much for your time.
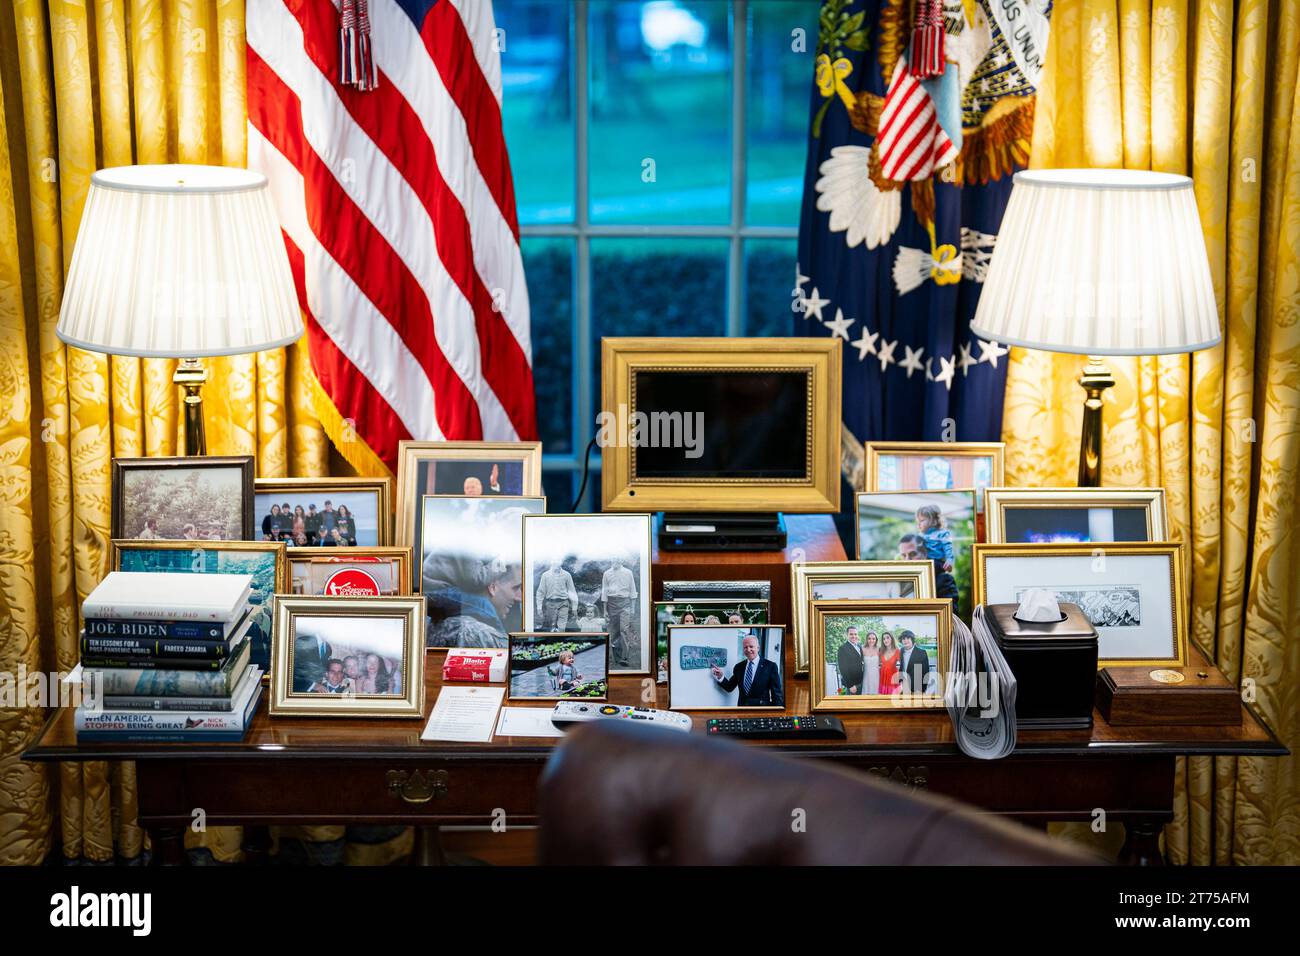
[944,604,1018,759]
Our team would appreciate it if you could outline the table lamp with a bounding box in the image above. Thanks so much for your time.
[56,164,302,456]
[970,169,1219,485]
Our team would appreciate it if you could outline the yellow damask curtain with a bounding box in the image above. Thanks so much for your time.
[0,0,329,864]
[1004,0,1300,864]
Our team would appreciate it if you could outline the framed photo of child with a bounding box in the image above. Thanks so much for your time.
[507,633,609,701]
[863,441,1003,514]
[854,490,976,619]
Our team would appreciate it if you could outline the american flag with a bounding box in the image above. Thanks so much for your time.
[246,0,537,473]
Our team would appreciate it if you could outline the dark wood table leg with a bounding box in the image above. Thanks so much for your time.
[413,826,446,865]
[1118,820,1166,866]
[241,825,272,865]
[150,825,187,866]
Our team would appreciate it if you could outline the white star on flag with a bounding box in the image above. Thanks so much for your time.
[899,344,926,378]
[824,308,855,341]
[801,287,830,322]
[852,327,879,361]
[935,354,956,389]
[957,341,977,376]
[977,338,1010,368]
[876,338,898,372]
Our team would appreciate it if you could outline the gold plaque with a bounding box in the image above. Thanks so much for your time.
[1149,669,1186,684]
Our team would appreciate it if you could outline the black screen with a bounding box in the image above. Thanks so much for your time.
[632,370,808,479]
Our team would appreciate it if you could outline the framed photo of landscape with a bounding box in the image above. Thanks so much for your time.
[111,455,254,541]
[255,477,392,547]
[270,595,426,718]
[809,599,951,712]
[983,487,1168,544]
[790,560,936,675]
[507,632,609,701]
[973,542,1188,667]
[111,539,287,674]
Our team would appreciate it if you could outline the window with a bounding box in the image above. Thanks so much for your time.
[498,0,818,508]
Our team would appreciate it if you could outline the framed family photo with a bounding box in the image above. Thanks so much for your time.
[864,441,1004,513]
[667,625,785,710]
[396,440,542,554]
[288,547,411,597]
[653,599,769,683]
[810,599,951,711]
[111,539,287,673]
[973,542,1188,667]
[507,633,609,701]
[856,490,976,618]
[111,456,254,541]
[420,494,546,647]
[523,513,653,674]
[983,487,1168,544]
[270,595,426,717]
[790,560,936,674]
[255,477,392,547]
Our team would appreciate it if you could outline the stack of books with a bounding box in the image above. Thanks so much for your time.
[74,571,264,742]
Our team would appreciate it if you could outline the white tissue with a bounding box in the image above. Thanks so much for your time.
[1016,588,1062,622]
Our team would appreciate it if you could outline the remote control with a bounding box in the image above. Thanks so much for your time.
[705,715,846,740]
[551,702,693,733]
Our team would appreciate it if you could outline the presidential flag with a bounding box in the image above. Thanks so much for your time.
[247,0,537,475]
[796,0,1051,490]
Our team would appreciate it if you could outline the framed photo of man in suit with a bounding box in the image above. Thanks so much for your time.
[809,599,951,712]
[668,625,785,710]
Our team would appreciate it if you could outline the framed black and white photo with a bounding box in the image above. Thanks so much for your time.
[522,513,652,674]
[667,625,785,710]
[973,542,1188,667]
[111,456,254,541]
[255,477,392,547]
[983,487,1168,544]
[507,632,609,701]
[270,595,425,718]
[419,494,545,648]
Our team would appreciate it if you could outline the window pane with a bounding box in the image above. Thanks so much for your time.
[746,1,817,226]
[745,238,797,336]
[590,237,728,419]
[498,0,575,224]
[524,237,574,454]
[588,1,732,224]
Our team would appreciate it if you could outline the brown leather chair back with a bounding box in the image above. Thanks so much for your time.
[538,722,1098,865]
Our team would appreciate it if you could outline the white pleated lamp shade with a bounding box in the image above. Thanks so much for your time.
[970,169,1220,356]
[57,164,302,358]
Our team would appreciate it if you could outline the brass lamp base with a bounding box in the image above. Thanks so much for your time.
[174,358,209,457]
[1076,357,1115,487]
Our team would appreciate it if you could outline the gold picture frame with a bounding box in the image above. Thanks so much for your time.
[972,542,1188,667]
[863,441,1004,512]
[790,560,936,675]
[270,595,426,718]
[255,476,394,546]
[809,599,952,712]
[287,546,413,596]
[110,538,288,677]
[600,337,842,512]
[507,632,610,702]
[396,440,543,553]
[983,487,1168,544]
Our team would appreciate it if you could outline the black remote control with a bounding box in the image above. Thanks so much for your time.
[706,715,846,740]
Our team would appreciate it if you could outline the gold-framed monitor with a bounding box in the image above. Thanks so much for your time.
[600,338,842,513]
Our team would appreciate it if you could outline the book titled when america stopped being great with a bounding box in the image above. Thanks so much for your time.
[82,571,252,622]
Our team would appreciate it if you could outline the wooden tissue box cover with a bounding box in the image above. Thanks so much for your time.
[1096,660,1239,726]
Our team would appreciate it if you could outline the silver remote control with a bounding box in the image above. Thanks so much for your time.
[550,702,693,733]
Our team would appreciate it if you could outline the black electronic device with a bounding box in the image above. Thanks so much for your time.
[705,714,846,740]
[656,511,788,551]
